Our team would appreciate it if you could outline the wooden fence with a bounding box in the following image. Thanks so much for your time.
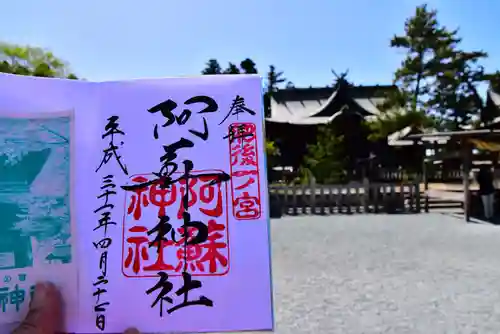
[269,182,422,216]
[270,168,463,185]
[378,169,462,182]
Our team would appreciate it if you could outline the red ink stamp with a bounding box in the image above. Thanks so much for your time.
[228,123,262,220]
[121,171,230,278]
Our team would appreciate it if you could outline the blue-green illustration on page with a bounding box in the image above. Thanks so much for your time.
[0,113,72,271]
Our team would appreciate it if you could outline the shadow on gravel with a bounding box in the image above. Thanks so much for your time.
[439,211,500,225]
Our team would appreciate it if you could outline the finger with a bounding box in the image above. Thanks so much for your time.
[124,328,140,334]
[12,282,64,334]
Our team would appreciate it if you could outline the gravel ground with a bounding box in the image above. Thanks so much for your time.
[238,213,500,334]
[5,213,500,333]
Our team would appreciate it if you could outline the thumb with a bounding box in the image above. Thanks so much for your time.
[13,282,64,334]
[124,328,140,334]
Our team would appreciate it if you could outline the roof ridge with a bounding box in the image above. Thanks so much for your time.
[277,84,395,91]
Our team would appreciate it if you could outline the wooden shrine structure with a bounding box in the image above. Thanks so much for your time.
[407,124,500,222]
[265,78,400,178]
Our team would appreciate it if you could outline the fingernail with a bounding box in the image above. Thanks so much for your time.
[124,328,140,334]
[30,282,50,309]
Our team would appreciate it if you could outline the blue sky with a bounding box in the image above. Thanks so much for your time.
[0,0,499,88]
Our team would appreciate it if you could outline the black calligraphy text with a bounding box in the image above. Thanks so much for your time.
[121,95,231,317]
[93,115,127,331]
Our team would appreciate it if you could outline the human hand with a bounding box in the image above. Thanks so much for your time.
[13,281,140,334]
[13,282,63,334]
[124,328,140,334]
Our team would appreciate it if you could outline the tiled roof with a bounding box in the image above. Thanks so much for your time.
[268,89,338,122]
[267,85,397,125]
[272,87,334,102]
[352,97,386,115]
[387,125,445,146]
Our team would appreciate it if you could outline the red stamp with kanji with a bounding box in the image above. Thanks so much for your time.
[121,170,230,278]
[228,123,262,220]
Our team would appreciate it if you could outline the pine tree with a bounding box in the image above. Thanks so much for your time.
[390,5,458,113]
[430,49,493,128]
[387,4,496,130]
[223,62,240,74]
[240,58,258,74]
[201,59,222,75]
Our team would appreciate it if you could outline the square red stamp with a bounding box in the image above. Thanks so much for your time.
[121,171,230,277]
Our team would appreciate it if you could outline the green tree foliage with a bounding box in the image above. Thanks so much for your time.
[381,4,497,131]
[201,59,223,75]
[262,140,280,162]
[200,58,281,162]
[265,140,279,156]
[266,65,286,93]
[369,4,498,138]
[240,58,258,74]
[223,62,240,74]
[368,109,436,141]
[263,65,286,117]
[0,42,77,78]
[201,58,287,118]
[302,124,346,183]
[390,4,456,113]
[203,58,259,75]
[367,5,450,139]
[265,140,281,183]
[490,71,500,92]
[430,49,497,128]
